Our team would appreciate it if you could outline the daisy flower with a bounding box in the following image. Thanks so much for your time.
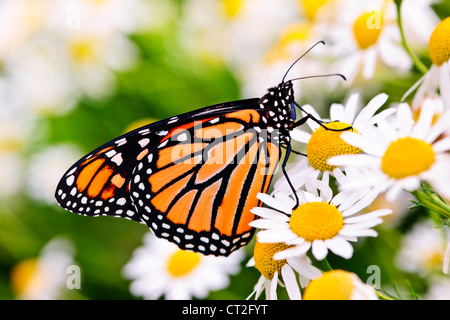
[395,221,447,276]
[329,98,450,201]
[122,232,244,300]
[426,278,450,300]
[403,16,450,109]
[274,92,391,195]
[249,186,391,262]
[302,269,378,300]
[329,0,412,84]
[26,144,81,204]
[247,240,321,300]
[11,237,75,300]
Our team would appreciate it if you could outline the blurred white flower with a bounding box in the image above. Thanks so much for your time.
[0,0,146,115]
[11,237,76,300]
[0,154,24,199]
[328,0,412,84]
[123,232,244,300]
[426,277,450,300]
[395,221,447,276]
[27,144,81,204]
[0,0,50,60]
[403,16,450,109]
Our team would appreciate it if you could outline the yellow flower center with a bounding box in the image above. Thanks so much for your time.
[11,258,39,295]
[307,122,361,172]
[303,270,355,300]
[353,10,383,49]
[221,0,243,18]
[381,137,435,179]
[167,250,201,277]
[69,39,97,63]
[428,16,450,66]
[289,202,343,242]
[253,241,294,280]
[424,250,443,271]
[265,22,312,63]
[299,0,329,21]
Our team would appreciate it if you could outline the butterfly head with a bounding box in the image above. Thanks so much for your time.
[277,80,295,104]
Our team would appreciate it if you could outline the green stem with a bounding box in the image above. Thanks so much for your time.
[320,258,333,271]
[376,290,396,300]
[395,0,429,75]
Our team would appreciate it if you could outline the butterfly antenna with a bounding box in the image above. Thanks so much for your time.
[281,40,326,83]
[288,73,347,82]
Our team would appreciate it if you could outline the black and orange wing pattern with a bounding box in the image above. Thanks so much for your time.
[56,82,296,256]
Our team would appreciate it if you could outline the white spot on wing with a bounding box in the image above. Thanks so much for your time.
[111,153,123,166]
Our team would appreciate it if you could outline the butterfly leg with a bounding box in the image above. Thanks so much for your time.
[280,145,306,157]
[292,101,352,132]
[281,142,300,209]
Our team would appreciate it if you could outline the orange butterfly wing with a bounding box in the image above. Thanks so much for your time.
[129,109,280,256]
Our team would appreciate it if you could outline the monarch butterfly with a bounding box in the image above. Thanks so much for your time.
[55,41,345,256]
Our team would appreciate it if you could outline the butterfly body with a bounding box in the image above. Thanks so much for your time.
[56,81,297,256]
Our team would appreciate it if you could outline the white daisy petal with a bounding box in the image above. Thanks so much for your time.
[411,100,435,139]
[273,243,311,260]
[356,93,388,125]
[274,193,296,210]
[301,104,322,131]
[328,154,379,168]
[362,48,377,79]
[250,207,290,221]
[432,137,450,153]
[256,193,292,214]
[311,240,328,261]
[325,237,354,259]
[287,258,322,280]
[439,62,450,108]
[269,272,278,300]
[340,226,379,238]
[256,229,298,244]
[396,103,414,136]
[329,103,346,122]
[340,188,381,217]
[281,265,301,300]
[290,128,312,143]
[426,111,450,143]
[344,209,392,223]
[344,217,384,230]
[249,219,290,230]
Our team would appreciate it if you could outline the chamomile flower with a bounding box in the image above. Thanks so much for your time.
[403,16,450,109]
[329,0,411,84]
[395,221,447,276]
[122,232,244,300]
[247,240,321,300]
[274,92,390,195]
[302,269,378,300]
[26,144,81,204]
[329,99,450,201]
[11,237,75,300]
[249,187,391,262]
[426,278,450,300]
